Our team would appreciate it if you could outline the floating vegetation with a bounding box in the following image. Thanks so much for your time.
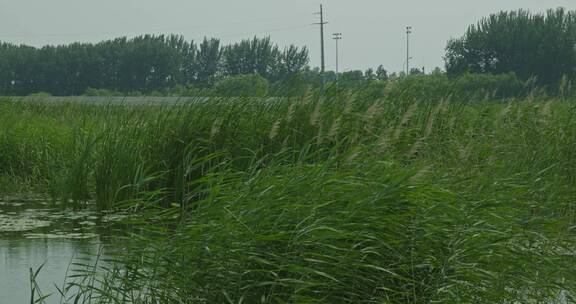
[101,214,129,223]
[0,214,51,232]
[77,221,97,226]
[23,232,98,240]
[0,198,123,238]
[0,202,24,207]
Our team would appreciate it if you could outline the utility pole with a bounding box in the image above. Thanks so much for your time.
[315,5,328,88]
[406,26,412,76]
[333,33,342,84]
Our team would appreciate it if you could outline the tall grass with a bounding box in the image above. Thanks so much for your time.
[2,93,576,302]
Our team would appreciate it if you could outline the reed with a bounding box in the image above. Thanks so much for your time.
[4,92,575,303]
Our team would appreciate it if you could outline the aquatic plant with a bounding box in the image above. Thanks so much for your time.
[2,92,575,302]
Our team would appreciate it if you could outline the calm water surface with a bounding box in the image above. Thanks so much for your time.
[0,196,123,304]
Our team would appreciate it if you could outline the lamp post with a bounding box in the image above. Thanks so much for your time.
[333,33,342,84]
[406,26,412,76]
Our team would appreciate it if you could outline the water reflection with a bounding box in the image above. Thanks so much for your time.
[0,238,103,304]
[0,197,120,304]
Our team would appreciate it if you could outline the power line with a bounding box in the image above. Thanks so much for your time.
[215,24,311,39]
[0,17,309,38]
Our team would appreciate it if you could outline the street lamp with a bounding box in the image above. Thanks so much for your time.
[406,26,412,76]
[333,33,342,84]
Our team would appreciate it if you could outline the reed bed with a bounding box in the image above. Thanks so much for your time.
[2,93,576,303]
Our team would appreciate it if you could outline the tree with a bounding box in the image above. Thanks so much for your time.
[365,68,375,81]
[410,67,423,75]
[432,67,444,75]
[195,37,222,88]
[0,35,308,95]
[375,65,388,81]
[445,8,576,88]
[212,74,269,97]
[340,70,365,84]
[222,37,308,82]
[278,45,309,81]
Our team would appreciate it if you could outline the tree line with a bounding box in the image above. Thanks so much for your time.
[3,7,575,97]
[0,35,309,96]
[445,7,576,90]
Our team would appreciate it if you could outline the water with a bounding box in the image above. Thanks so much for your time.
[0,196,123,304]
[2,196,569,303]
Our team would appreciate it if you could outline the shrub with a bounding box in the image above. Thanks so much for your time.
[84,87,124,96]
[212,74,269,97]
[28,92,53,97]
[386,72,527,101]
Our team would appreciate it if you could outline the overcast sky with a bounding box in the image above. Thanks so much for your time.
[0,0,574,73]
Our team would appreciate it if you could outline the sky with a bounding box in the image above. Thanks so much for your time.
[0,0,574,73]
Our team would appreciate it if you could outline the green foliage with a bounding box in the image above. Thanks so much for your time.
[4,92,576,302]
[453,72,526,98]
[269,74,310,97]
[0,35,308,96]
[212,74,270,97]
[386,72,527,101]
[222,37,309,82]
[340,70,365,84]
[376,65,389,80]
[28,92,52,97]
[84,87,124,96]
[446,8,576,89]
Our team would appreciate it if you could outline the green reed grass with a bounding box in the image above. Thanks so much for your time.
[5,93,576,303]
